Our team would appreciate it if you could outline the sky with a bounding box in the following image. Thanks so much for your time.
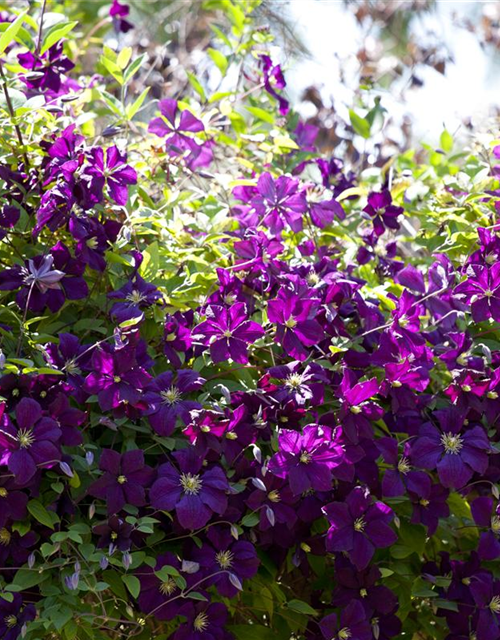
[284,0,500,144]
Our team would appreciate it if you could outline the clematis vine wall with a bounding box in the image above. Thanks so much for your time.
[0,1,497,640]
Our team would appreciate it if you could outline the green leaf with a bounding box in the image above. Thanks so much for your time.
[155,566,180,581]
[126,87,150,120]
[6,568,48,592]
[27,499,59,529]
[287,599,318,616]
[117,46,132,70]
[241,513,259,527]
[139,241,159,280]
[186,71,206,101]
[40,21,78,55]
[123,53,147,84]
[246,106,274,125]
[440,129,453,153]
[349,109,371,139]
[208,48,228,75]
[122,574,140,599]
[227,625,276,640]
[0,11,27,56]
[186,591,208,601]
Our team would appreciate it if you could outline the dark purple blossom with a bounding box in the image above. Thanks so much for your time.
[150,449,228,530]
[0,594,36,640]
[323,487,397,570]
[363,190,403,237]
[319,600,371,640]
[454,263,500,322]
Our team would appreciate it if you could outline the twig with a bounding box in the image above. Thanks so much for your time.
[0,61,30,169]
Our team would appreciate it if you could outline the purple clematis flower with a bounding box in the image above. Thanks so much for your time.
[143,369,205,436]
[0,476,28,528]
[249,172,307,235]
[93,515,134,552]
[172,602,231,640]
[110,0,133,32]
[193,303,264,364]
[267,288,323,361]
[190,526,259,597]
[323,486,397,570]
[85,146,137,206]
[319,600,371,640]
[83,347,151,411]
[150,449,228,530]
[0,398,62,484]
[376,437,431,498]
[137,552,196,621]
[337,371,382,444]
[148,99,207,168]
[18,42,74,97]
[268,424,343,495]
[454,263,500,323]
[410,408,490,489]
[89,449,154,514]
[108,275,162,323]
[260,55,289,116]
[408,482,449,536]
[164,311,193,368]
[363,190,403,237]
[470,574,500,640]
[471,497,500,561]
[0,594,36,640]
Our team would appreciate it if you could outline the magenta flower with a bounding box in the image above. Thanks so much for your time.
[363,190,403,236]
[268,424,343,495]
[89,449,154,515]
[471,497,500,561]
[323,487,397,570]
[0,398,62,484]
[249,172,307,235]
[150,449,228,530]
[267,288,323,361]
[193,303,264,364]
[86,146,137,206]
[454,263,500,322]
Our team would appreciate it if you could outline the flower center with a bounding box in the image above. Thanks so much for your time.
[397,457,411,474]
[113,376,121,383]
[179,473,202,495]
[419,499,430,507]
[160,386,182,406]
[126,290,147,304]
[215,550,234,569]
[350,405,362,414]
[492,516,500,533]
[268,490,281,503]
[307,272,320,285]
[111,532,118,540]
[488,391,499,400]
[159,577,177,596]
[284,317,297,329]
[222,329,232,338]
[0,528,11,545]
[165,332,177,342]
[461,384,471,392]
[485,289,494,298]
[490,596,500,613]
[65,358,81,375]
[86,237,98,249]
[299,451,312,464]
[17,428,35,449]
[440,432,464,455]
[338,628,352,640]
[193,612,209,632]
[0,488,7,498]
[4,615,16,628]
[353,517,365,532]
[117,475,127,484]
[285,373,303,389]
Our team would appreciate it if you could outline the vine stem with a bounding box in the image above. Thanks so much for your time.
[0,61,30,169]
[35,0,48,56]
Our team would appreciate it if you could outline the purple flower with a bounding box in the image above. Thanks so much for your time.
[191,526,259,597]
[323,487,397,570]
[86,146,137,206]
[376,437,431,498]
[93,515,134,552]
[0,476,28,528]
[337,372,382,444]
[89,449,154,514]
[0,594,36,640]
[143,369,205,436]
[18,42,74,97]
[319,600,371,640]
[172,602,231,640]
[164,311,193,368]
[137,552,195,621]
[268,424,342,495]
[410,408,490,489]
[148,99,207,168]
[248,172,307,235]
[110,0,133,32]
[108,275,162,323]
[83,347,151,411]
[260,55,289,115]
[470,574,500,640]
[150,449,228,530]
[454,264,500,322]
[363,190,403,237]
[408,482,449,536]
[471,497,500,561]
[0,398,62,484]
[267,289,323,361]
[194,303,264,364]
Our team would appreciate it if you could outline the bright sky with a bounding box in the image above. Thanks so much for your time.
[285,0,500,144]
